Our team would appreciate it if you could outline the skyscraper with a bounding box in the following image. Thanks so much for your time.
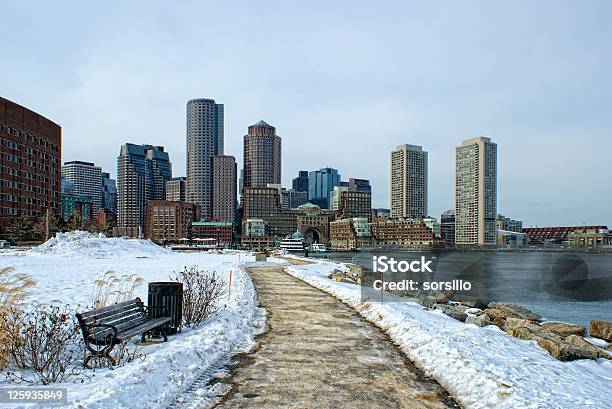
[116,144,171,237]
[348,178,371,193]
[101,172,117,214]
[390,144,428,219]
[292,170,309,193]
[243,120,281,189]
[455,137,497,247]
[213,155,237,223]
[62,161,103,216]
[186,98,224,220]
[308,167,340,209]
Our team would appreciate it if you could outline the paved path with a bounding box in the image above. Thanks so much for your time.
[215,265,457,409]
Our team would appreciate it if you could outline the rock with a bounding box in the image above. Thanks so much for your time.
[535,333,598,361]
[492,317,507,330]
[590,320,612,342]
[541,322,586,337]
[418,295,438,309]
[486,303,541,321]
[451,294,487,309]
[504,318,543,338]
[465,314,493,327]
[565,335,611,360]
[504,319,599,361]
[433,303,467,322]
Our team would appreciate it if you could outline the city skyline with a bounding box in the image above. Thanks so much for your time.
[1,1,611,227]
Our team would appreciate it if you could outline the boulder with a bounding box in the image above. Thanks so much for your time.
[465,314,493,327]
[485,302,541,322]
[590,320,612,342]
[535,332,598,361]
[565,335,611,360]
[541,322,586,338]
[451,294,487,309]
[433,303,468,322]
[505,317,543,337]
[418,295,438,309]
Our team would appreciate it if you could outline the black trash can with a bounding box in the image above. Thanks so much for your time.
[148,282,183,334]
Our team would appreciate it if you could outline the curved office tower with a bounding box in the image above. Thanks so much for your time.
[186,98,223,220]
[243,120,281,189]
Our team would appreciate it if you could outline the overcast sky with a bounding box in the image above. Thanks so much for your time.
[1,1,610,227]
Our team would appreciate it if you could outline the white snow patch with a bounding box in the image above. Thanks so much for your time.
[27,231,171,258]
[285,262,612,409]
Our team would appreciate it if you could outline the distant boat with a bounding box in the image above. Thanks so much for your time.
[310,243,327,252]
[280,232,305,253]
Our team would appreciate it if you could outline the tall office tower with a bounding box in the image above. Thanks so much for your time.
[101,172,117,214]
[308,167,341,209]
[62,161,103,216]
[186,98,224,220]
[212,155,237,222]
[292,170,309,193]
[166,177,187,202]
[243,120,281,189]
[390,144,428,219]
[455,137,497,247]
[116,144,171,237]
[348,178,371,193]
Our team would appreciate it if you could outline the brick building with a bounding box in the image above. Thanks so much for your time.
[192,221,233,245]
[0,97,62,231]
[370,218,436,249]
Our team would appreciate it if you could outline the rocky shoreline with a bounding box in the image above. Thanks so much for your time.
[329,265,612,362]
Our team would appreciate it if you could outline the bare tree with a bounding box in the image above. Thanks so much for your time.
[172,266,227,327]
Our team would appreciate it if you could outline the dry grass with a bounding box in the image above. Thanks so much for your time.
[91,271,145,308]
[0,267,35,369]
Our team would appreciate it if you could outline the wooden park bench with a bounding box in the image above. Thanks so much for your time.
[76,297,171,368]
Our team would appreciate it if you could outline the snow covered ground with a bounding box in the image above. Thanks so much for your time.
[285,260,612,409]
[0,232,268,409]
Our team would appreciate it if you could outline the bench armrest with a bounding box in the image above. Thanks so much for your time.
[145,305,170,316]
[86,323,118,344]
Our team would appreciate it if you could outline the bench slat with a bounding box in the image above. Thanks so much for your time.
[79,298,142,320]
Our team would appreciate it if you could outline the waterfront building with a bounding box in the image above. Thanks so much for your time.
[292,170,309,193]
[496,214,523,233]
[0,97,61,228]
[243,120,281,189]
[331,186,349,211]
[116,144,171,237]
[329,217,372,251]
[308,167,341,209]
[296,202,334,244]
[62,161,102,216]
[145,200,199,243]
[523,225,608,246]
[101,172,117,214]
[213,155,237,223]
[370,218,436,249]
[348,178,371,193]
[166,177,187,202]
[567,228,612,250]
[440,209,456,247]
[242,187,297,243]
[497,230,529,249]
[192,221,233,245]
[455,137,497,247]
[186,98,224,220]
[287,189,308,209]
[390,144,428,219]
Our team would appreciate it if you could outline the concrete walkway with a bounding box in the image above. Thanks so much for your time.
[215,265,458,409]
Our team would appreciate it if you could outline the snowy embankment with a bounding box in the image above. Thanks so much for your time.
[285,260,612,409]
[0,232,266,409]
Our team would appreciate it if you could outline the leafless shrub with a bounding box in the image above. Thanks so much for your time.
[2,305,87,384]
[172,266,227,327]
[0,267,35,369]
[84,340,146,370]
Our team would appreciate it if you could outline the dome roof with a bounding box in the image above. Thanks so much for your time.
[291,231,304,239]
